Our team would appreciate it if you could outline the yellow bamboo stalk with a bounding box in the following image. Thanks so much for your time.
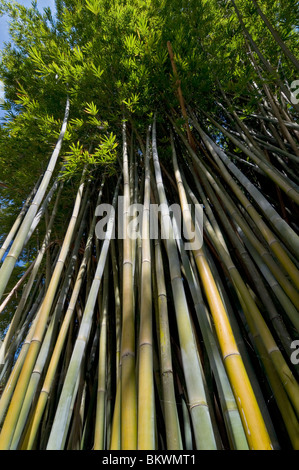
[94,262,109,450]
[0,309,41,425]
[22,184,105,450]
[137,127,155,450]
[200,193,299,420]
[192,120,299,290]
[206,112,299,205]
[152,119,217,450]
[171,134,272,450]
[171,118,299,312]
[110,239,121,382]
[120,119,137,450]
[0,170,86,450]
[109,376,121,450]
[154,237,183,450]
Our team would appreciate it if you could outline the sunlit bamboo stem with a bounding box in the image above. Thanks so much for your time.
[0,165,85,450]
[94,260,109,450]
[0,175,42,263]
[0,97,70,302]
[152,117,217,450]
[0,183,63,365]
[120,119,137,450]
[170,131,273,450]
[137,126,155,449]
[46,176,120,449]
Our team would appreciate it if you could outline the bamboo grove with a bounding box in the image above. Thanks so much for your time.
[0,0,299,450]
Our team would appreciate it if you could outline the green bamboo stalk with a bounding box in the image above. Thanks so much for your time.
[10,205,88,450]
[172,210,249,450]
[0,166,85,450]
[67,374,87,450]
[80,379,98,450]
[0,183,63,365]
[173,119,299,312]
[137,126,155,450]
[181,395,193,450]
[46,176,120,450]
[0,274,45,386]
[109,376,121,450]
[191,115,299,286]
[185,172,296,369]
[169,131,272,450]
[24,176,60,245]
[110,238,121,382]
[205,112,299,204]
[0,260,35,315]
[120,119,137,450]
[106,330,113,450]
[0,297,43,425]
[0,97,70,302]
[153,236,183,450]
[190,113,299,259]
[94,261,109,450]
[0,175,42,263]
[201,195,299,419]
[152,117,217,450]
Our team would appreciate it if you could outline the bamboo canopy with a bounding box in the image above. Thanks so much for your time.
[0,0,299,451]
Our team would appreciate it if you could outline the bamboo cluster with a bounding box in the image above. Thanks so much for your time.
[0,98,298,449]
[0,1,299,447]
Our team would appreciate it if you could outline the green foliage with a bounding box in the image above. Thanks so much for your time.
[61,132,118,180]
[0,0,298,232]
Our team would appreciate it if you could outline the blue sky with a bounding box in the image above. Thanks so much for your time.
[0,1,56,116]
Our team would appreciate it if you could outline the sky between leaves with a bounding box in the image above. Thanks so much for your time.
[0,0,56,116]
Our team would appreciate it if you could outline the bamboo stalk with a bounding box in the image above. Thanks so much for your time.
[0,97,70,302]
[170,132,273,450]
[190,112,299,259]
[46,176,120,450]
[0,260,35,315]
[205,112,299,205]
[119,119,137,450]
[109,376,121,450]
[137,126,155,449]
[0,175,42,263]
[230,0,299,112]
[172,211,249,450]
[10,206,88,450]
[200,190,299,420]
[184,171,297,369]
[0,300,43,426]
[0,183,63,365]
[110,238,121,382]
[152,117,217,450]
[153,236,183,450]
[94,261,109,450]
[0,166,85,450]
[24,177,60,245]
[193,113,299,283]
[172,118,299,312]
